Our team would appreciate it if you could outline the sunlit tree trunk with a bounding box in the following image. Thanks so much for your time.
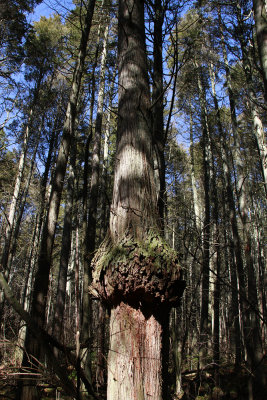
[15,214,39,365]
[52,146,75,346]
[82,20,109,386]
[99,66,116,240]
[218,7,263,383]
[80,7,106,378]
[18,2,96,397]
[234,4,265,395]
[189,105,202,232]
[253,0,267,101]
[251,107,267,197]
[196,64,211,369]
[91,0,185,398]
[0,109,31,303]
[152,0,165,228]
[6,118,43,285]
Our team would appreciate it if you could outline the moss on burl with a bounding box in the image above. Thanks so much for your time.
[91,230,185,308]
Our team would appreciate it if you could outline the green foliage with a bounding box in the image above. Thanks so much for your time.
[0,0,42,78]
[24,15,68,82]
[0,147,17,202]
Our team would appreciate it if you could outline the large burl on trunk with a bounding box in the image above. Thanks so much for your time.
[92,233,185,400]
[91,0,185,398]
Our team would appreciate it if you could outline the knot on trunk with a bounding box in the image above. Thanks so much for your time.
[90,231,185,308]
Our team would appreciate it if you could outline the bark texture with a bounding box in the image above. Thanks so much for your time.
[91,0,185,398]
[107,302,163,400]
[109,0,157,241]
[253,0,267,101]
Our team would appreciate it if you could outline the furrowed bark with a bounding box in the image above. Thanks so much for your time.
[91,0,185,398]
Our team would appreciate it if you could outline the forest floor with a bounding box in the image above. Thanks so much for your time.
[178,362,267,400]
[1,361,267,400]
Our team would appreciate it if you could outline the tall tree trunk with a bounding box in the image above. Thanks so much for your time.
[234,4,265,395]
[80,5,106,369]
[0,65,44,285]
[189,105,202,232]
[219,7,263,384]
[82,19,109,385]
[18,2,96,398]
[253,0,267,101]
[196,64,211,369]
[75,216,81,399]
[251,106,267,197]
[5,118,43,283]
[171,307,184,398]
[152,0,165,229]
[91,1,185,399]
[99,66,116,240]
[15,214,39,365]
[0,110,31,284]
[52,144,75,346]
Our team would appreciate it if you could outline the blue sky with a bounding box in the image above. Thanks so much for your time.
[28,0,74,24]
[28,2,54,23]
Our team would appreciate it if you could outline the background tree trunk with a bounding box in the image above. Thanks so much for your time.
[18,2,96,397]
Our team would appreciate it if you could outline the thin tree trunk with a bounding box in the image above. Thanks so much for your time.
[196,64,211,369]
[86,21,109,268]
[219,5,261,378]
[15,214,39,365]
[189,105,202,232]
[0,65,44,283]
[99,66,116,240]
[5,119,43,284]
[80,3,105,363]
[234,4,265,394]
[253,0,267,101]
[0,109,31,280]
[251,106,267,197]
[52,144,75,346]
[152,0,165,229]
[18,2,96,398]
[171,307,184,398]
[82,19,109,385]
[75,220,81,399]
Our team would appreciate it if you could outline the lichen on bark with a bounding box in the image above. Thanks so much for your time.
[91,229,185,308]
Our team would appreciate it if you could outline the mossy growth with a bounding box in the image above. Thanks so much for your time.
[92,229,181,281]
[91,229,185,307]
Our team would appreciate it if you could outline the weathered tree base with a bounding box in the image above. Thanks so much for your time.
[107,301,164,400]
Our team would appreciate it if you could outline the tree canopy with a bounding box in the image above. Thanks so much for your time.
[0,1,266,399]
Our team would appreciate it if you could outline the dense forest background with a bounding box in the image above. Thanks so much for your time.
[0,0,266,399]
